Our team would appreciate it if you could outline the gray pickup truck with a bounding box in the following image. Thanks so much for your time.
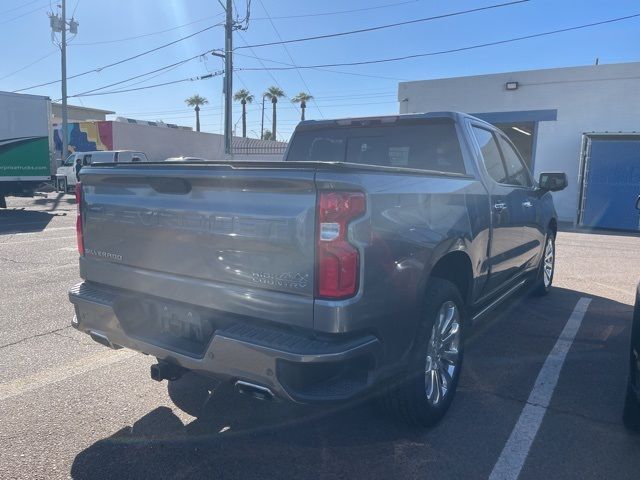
[69,112,567,426]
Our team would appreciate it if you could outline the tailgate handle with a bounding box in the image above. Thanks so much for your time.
[149,177,192,195]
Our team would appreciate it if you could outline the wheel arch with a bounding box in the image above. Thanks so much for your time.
[425,249,474,307]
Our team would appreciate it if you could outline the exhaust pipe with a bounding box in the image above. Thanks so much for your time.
[234,380,275,401]
[150,361,186,382]
[89,331,122,350]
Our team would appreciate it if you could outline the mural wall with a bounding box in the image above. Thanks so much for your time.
[53,121,113,156]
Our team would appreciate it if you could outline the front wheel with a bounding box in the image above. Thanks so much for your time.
[381,278,465,426]
[531,234,555,296]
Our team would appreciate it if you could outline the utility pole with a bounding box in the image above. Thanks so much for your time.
[224,0,233,156]
[49,0,77,164]
[260,95,265,140]
[60,0,68,163]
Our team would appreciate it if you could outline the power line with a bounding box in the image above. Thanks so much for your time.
[13,24,221,93]
[234,51,407,81]
[235,30,301,115]
[236,0,529,50]
[257,0,324,119]
[0,1,49,26]
[72,50,212,96]
[71,13,225,46]
[71,0,80,18]
[238,13,640,72]
[250,0,422,20]
[0,0,45,16]
[0,50,57,81]
[68,71,223,98]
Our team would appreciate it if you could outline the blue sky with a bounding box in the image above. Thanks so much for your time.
[1,0,639,140]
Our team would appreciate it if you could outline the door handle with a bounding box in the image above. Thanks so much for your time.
[494,202,508,212]
[522,201,533,208]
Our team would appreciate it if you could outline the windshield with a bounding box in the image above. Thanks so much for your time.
[2,1,640,479]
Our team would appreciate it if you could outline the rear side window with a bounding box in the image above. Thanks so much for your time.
[472,127,507,184]
[286,122,466,174]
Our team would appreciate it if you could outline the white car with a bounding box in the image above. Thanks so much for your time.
[55,150,148,192]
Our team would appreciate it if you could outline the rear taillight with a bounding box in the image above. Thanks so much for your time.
[317,191,366,299]
[75,182,84,256]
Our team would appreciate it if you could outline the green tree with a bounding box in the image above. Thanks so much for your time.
[262,129,274,141]
[291,92,314,121]
[233,89,254,138]
[185,94,208,132]
[263,86,285,140]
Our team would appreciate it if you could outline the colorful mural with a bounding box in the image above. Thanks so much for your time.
[53,121,113,155]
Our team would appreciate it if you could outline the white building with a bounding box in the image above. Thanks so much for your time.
[398,62,640,224]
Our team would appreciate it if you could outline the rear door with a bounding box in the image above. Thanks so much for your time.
[471,125,526,294]
[80,165,317,329]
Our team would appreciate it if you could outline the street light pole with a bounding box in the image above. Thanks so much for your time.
[223,0,233,156]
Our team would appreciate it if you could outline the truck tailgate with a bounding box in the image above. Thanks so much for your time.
[79,165,316,329]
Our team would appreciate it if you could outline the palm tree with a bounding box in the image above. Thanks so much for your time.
[185,94,208,132]
[263,86,285,140]
[233,89,254,138]
[291,92,314,121]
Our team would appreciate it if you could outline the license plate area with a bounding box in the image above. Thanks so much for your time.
[113,294,232,358]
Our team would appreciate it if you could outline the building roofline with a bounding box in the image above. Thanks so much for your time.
[398,60,640,86]
[51,102,115,114]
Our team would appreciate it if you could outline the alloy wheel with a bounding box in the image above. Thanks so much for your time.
[425,301,462,406]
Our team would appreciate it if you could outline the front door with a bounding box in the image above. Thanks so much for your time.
[496,133,543,270]
[471,126,526,295]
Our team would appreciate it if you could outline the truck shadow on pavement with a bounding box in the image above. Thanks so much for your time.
[70,287,640,480]
[33,193,76,211]
[0,208,67,235]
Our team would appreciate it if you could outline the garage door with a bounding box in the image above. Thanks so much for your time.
[580,134,640,231]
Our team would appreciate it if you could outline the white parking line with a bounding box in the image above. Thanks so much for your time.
[2,226,75,236]
[0,235,76,246]
[12,263,77,276]
[488,297,592,480]
[0,349,137,402]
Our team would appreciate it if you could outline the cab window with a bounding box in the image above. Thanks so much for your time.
[497,135,533,188]
[471,126,507,184]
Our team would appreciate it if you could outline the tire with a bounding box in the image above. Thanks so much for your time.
[623,383,640,432]
[381,278,465,427]
[531,233,555,296]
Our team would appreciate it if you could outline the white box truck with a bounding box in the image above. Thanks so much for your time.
[0,91,52,208]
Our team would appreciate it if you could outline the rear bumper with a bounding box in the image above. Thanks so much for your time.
[69,282,382,403]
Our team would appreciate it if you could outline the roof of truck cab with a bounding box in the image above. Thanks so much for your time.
[295,111,491,129]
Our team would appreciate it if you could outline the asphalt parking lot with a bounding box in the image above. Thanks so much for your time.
[1,193,640,480]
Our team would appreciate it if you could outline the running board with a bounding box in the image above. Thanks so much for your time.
[472,279,528,323]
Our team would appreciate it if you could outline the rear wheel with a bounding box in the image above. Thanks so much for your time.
[381,278,465,426]
[532,234,555,296]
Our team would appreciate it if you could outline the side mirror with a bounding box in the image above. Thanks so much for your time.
[538,172,567,192]
[636,195,640,211]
